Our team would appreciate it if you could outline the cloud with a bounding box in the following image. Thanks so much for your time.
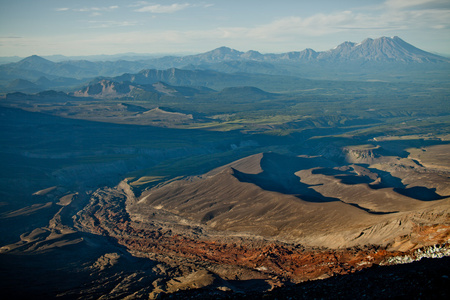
[135,3,190,13]
[4,0,448,56]
[65,2,449,53]
[384,0,450,9]
[72,6,119,12]
[54,5,120,16]
[86,21,139,29]
[209,12,386,43]
[129,1,151,8]
[239,2,450,41]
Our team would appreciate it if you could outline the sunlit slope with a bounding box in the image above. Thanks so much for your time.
[133,151,450,248]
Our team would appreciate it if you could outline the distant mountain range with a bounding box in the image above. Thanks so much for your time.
[156,36,448,65]
[1,36,449,93]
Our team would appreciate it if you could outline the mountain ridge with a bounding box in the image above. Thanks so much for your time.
[6,36,449,70]
[1,36,449,91]
[167,36,449,64]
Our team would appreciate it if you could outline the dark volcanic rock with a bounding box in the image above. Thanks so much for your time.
[162,257,450,299]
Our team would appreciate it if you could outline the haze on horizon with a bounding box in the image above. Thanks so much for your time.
[0,0,449,57]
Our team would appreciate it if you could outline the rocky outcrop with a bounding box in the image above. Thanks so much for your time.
[74,178,450,290]
[73,80,138,98]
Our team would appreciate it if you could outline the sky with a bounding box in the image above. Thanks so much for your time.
[0,0,449,57]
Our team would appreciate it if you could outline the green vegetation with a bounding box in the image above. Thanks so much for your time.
[1,63,449,199]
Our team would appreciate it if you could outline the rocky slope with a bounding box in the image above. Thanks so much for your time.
[67,148,450,297]
[163,255,450,299]
[129,152,449,247]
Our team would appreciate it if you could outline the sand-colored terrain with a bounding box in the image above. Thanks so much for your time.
[131,151,449,250]
[58,147,448,297]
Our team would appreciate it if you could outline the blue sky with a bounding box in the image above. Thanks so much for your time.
[1,0,449,56]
